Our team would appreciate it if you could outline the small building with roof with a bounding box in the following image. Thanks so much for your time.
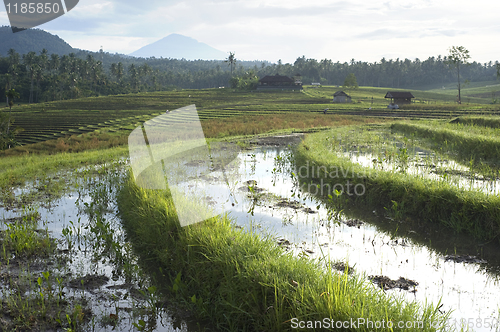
[333,91,352,103]
[384,91,415,105]
[257,74,302,91]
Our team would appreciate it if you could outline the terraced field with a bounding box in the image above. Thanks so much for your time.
[7,86,500,146]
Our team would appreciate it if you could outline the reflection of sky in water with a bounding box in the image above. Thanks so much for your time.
[2,146,500,331]
[342,148,500,195]
[185,146,500,330]
[0,169,189,332]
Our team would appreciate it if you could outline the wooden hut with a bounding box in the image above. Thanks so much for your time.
[257,75,302,91]
[384,92,415,105]
[333,91,352,103]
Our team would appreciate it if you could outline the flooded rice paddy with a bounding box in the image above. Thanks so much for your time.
[343,146,500,195]
[1,135,500,331]
[0,161,193,331]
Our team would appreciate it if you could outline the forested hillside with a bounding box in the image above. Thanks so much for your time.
[0,27,499,103]
[0,26,75,56]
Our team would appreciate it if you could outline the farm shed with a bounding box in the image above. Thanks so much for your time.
[384,91,415,104]
[333,91,351,103]
[257,74,302,91]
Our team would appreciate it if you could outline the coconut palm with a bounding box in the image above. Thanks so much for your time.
[225,52,236,76]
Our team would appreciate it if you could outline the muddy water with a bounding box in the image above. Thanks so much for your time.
[193,144,500,332]
[2,142,500,331]
[0,165,193,332]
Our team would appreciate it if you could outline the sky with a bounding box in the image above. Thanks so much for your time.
[1,0,499,64]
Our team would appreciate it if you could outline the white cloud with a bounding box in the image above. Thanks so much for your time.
[1,0,499,63]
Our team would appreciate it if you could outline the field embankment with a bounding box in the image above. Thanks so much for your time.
[116,176,449,331]
[294,125,500,242]
[391,119,500,167]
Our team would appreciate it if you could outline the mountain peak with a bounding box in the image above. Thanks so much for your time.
[129,34,227,60]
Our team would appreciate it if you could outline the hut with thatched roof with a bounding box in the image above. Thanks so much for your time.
[333,91,352,103]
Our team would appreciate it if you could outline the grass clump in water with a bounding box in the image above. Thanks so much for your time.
[1,209,53,261]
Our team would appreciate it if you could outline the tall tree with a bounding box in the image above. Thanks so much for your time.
[4,88,20,138]
[4,73,12,107]
[22,51,37,103]
[225,52,236,76]
[446,46,470,104]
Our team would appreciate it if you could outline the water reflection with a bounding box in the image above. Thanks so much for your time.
[202,145,500,331]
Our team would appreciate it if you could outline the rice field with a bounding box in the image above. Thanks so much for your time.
[7,86,500,148]
[3,87,500,331]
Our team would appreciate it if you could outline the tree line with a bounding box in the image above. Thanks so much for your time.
[1,48,499,104]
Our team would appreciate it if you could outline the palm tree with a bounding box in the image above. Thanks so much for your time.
[23,51,37,103]
[4,74,12,107]
[4,88,20,137]
[225,52,236,76]
[128,64,139,92]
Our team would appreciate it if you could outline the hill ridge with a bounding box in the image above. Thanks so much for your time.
[0,26,75,56]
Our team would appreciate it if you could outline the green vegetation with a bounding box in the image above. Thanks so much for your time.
[0,110,19,150]
[304,85,500,106]
[0,209,88,331]
[3,86,500,330]
[0,154,164,331]
[391,119,500,168]
[1,209,52,259]
[294,124,500,241]
[0,145,127,188]
[1,40,499,105]
[343,73,359,90]
[446,115,500,129]
[117,175,449,331]
[230,71,259,90]
[4,85,500,151]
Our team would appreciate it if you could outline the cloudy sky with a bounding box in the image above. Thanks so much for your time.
[1,0,499,64]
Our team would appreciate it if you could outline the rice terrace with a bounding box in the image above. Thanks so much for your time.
[3,80,500,332]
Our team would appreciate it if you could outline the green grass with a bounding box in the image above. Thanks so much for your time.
[294,125,500,241]
[1,209,53,261]
[391,119,500,168]
[117,175,449,331]
[303,85,494,105]
[0,145,128,188]
[447,115,500,129]
[426,80,500,102]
